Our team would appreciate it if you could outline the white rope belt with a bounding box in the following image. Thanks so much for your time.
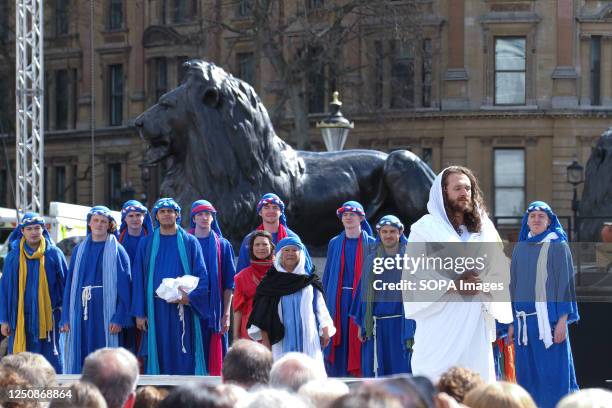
[48,308,59,356]
[341,286,353,290]
[81,286,103,321]
[178,304,187,353]
[515,310,537,346]
[373,314,403,376]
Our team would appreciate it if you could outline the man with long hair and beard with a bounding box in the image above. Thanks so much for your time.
[403,166,512,383]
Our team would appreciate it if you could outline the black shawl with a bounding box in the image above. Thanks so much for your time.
[247,266,324,345]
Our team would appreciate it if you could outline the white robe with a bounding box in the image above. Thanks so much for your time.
[403,169,512,383]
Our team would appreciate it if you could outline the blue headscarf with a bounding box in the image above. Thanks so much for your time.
[375,214,408,245]
[518,201,568,243]
[256,193,287,226]
[86,206,118,237]
[336,200,373,237]
[7,212,52,248]
[189,200,222,237]
[151,198,182,228]
[119,200,153,241]
[275,236,306,255]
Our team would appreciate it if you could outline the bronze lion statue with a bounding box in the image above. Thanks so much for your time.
[134,60,434,247]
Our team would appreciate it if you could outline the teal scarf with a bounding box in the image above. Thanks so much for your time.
[146,227,206,374]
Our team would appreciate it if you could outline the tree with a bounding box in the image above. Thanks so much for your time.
[207,0,423,150]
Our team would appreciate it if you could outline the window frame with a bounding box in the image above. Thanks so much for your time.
[493,148,526,224]
[109,64,124,126]
[493,36,527,106]
[108,0,124,30]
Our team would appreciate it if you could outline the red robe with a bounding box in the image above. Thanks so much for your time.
[233,260,272,340]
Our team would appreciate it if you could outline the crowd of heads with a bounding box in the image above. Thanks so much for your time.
[1,346,611,408]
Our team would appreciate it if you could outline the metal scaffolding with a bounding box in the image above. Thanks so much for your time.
[15,0,44,214]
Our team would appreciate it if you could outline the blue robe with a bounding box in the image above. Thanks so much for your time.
[120,234,144,269]
[510,241,579,408]
[196,235,236,370]
[322,231,376,377]
[0,241,67,373]
[350,243,415,377]
[131,233,209,375]
[236,227,313,273]
[60,240,132,373]
[119,233,146,354]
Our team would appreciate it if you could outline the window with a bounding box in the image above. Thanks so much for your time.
[0,2,8,40]
[71,69,78,129]
[422,39,433,108]
[390,41,415,109]
[43,166,48,213]
[237,53,255,86]
[306,0,324,10]
[494,37,526,105]
[591,36,601,106]
[44,72,49,130]
[55,70,69,130]
[308,67,326,113]
[72,164,78,202]
[0,169,6,207]
[374,41,384,108]
[421,148,432,167]
[107,163,122,209]
[155,58,167,101]
[494,149,525,223]
[56,0,69,35]
[176,56,188,85]
[109,65,123,126]
[109,0,123,30]
[173,0,196,23]
[55,166,66,202]
[237,0,252,17]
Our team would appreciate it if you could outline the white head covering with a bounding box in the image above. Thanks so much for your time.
[274,246,307,276]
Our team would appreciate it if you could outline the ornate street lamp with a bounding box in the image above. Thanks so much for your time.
[566,158,584,240]
[316,91,354,152]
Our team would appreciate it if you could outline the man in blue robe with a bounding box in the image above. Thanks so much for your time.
[189,199,236,375]
[131,198,209,375]
[118,200,153,267]
[351,215,415,377]
[0,213,67,372]
[117,199,153,355]
[236,193,312,273]
[60,206,132,374]
[508,201,579,408]
[322,201,375,377]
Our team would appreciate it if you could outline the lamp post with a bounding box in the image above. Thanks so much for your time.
[566,158,584,241]
[316,91,354,152]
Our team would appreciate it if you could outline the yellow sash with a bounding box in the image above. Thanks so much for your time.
[13,237,53,353]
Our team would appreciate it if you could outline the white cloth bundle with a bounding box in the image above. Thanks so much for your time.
[155,275,200,302]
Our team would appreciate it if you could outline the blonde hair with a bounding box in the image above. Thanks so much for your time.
[463,382,537,408]
[556,388,612,408]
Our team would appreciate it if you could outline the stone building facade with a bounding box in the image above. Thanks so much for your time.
[0,0,610,239]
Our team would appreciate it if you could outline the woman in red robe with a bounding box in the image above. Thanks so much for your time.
[232,231,274,342]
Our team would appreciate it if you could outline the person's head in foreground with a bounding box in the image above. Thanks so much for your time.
[158,383,233,408]
[133,386,168,408]
[49,381,108,408]
[222,339,273,389]
[1,351,57,387]
[81,347,139,408]
[298,379,349,408]
[269,352,323,392]
[463,381,537,408]
[555,388,612,408]
[437,366,484,403]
